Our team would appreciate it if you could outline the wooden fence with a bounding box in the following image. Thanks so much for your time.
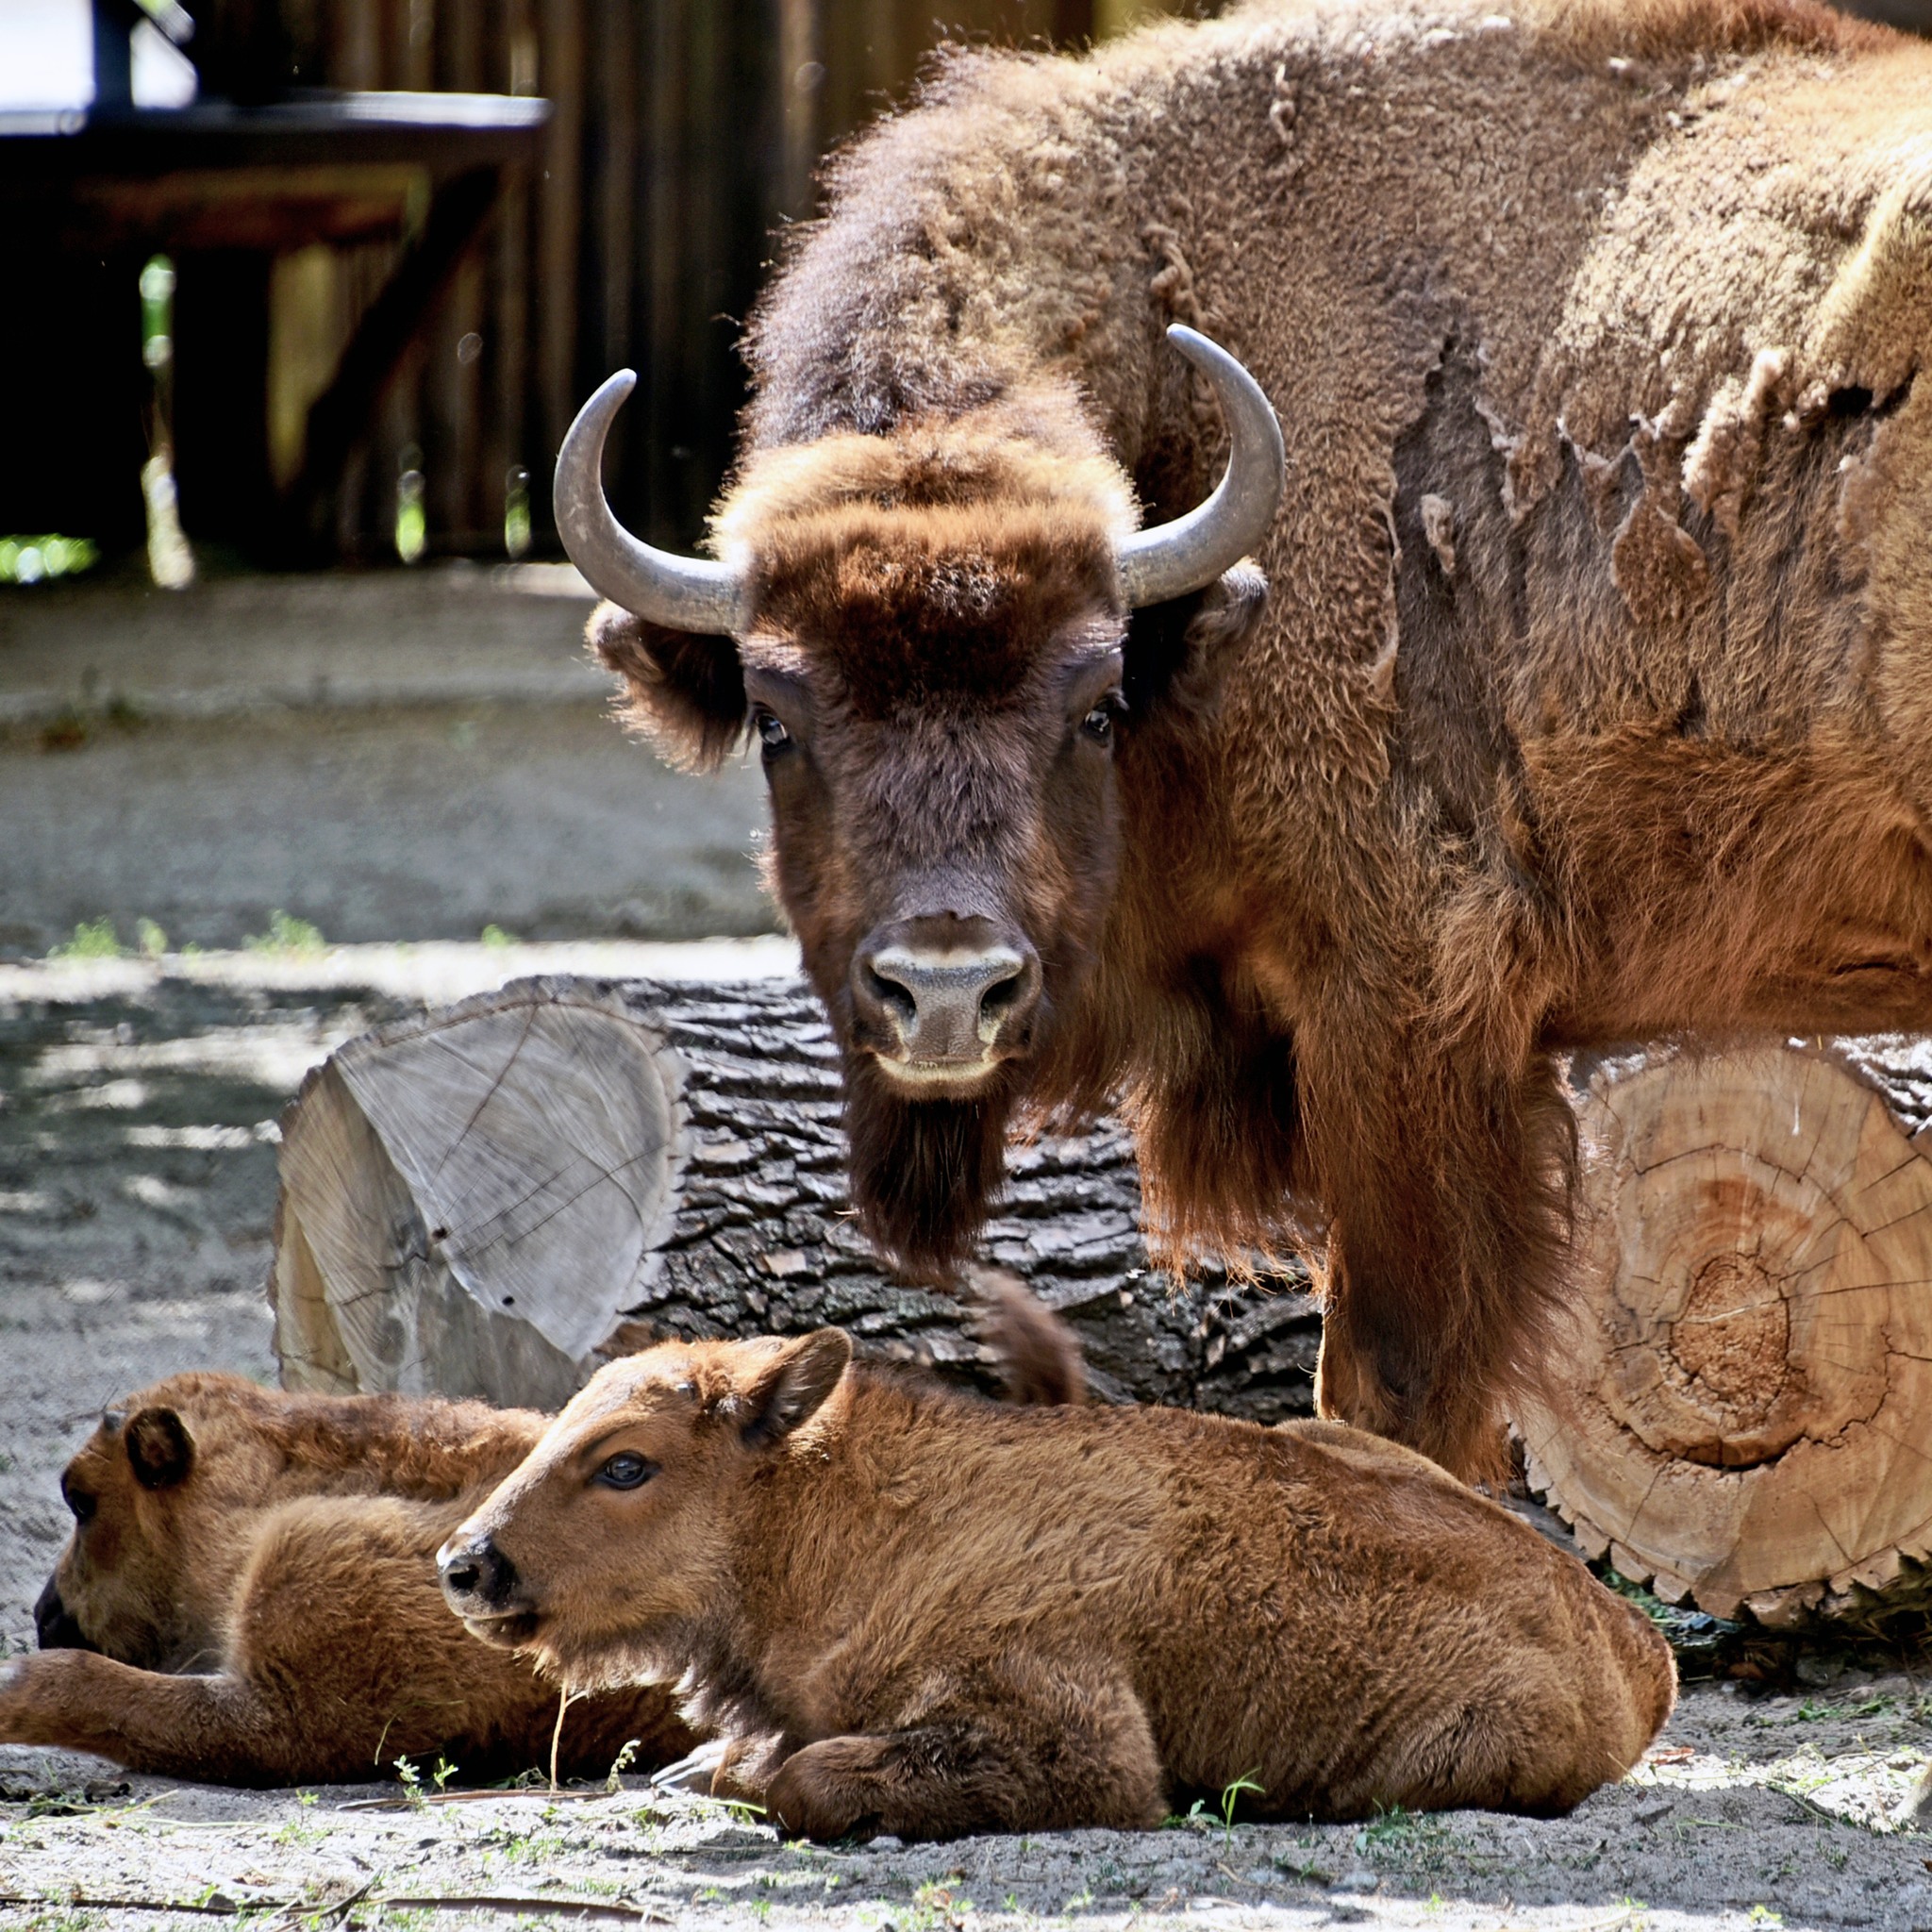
[11,0,1926,565]
[257,0,1134,560]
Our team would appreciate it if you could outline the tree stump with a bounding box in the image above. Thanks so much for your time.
[1518,1039,1932,1631]
[269,974,1320,1421]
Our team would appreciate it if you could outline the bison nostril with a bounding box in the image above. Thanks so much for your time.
[977,963,1024,1031]
[866,965,916,1028]
[441,1557,481,1595]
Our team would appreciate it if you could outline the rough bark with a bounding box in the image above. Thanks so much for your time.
[269,974,1320,1420]
[1519,1038,1932,1632]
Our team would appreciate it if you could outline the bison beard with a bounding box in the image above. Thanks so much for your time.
[843,1058,1017,1276]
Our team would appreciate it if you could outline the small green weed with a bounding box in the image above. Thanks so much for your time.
[911,1880,974,1930]
[0,535,97,584]
[1354,1803,1458,1861]
[1797,1695,1893,1723]
[135,918,168,958]
[50,918,121,959]
[606,1737,641,1793]
[480,923,517,949]
[1216,1770,1264,1845]
[393,1754,425,1808]
[245,909,325,956]
[272,1815,325,1847]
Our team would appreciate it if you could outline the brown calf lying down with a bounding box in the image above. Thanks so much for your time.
[0,1374,692,1786]
[440,1330,1676,1840]
[0,1275,1079,1788]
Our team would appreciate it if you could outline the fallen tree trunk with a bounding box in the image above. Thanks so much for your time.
[269,974,1320,1421]
[1518,1038,1932,1633]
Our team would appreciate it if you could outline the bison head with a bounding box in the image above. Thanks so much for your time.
[559,329,1282,1274]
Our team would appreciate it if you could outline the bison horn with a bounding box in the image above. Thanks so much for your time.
[1116,325,1286,609]
[556,328,1280,632]
[553,370,749,635]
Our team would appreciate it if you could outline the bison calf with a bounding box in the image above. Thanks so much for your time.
[440,1331,1674,1840]
[1,1374,691,1786]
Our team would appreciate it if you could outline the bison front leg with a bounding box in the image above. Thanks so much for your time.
[0,1651,293,1785]
[765,1658,1165,1841]
[1305,1033,1574,1481]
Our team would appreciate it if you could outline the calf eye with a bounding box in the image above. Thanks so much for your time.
[754,708,791,752]
[596,1452,656,1491]
[1081,694,1124,745]
[62,1477,95,1523]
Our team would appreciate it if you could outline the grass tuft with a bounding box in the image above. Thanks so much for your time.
[244,910,326,956]
[49,918,122,959]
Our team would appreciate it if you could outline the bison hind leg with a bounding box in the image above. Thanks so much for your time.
[1368,1698,1611,1820]
[765,1657,1164,1841]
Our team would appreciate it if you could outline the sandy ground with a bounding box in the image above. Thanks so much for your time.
[6,949,1932,1930]
[0,568,774,955]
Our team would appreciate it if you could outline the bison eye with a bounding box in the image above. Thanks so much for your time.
[596,1452,656,1491]
[62,1477,95,1524]
[1081,694,1124,745]
[754,708,791,753]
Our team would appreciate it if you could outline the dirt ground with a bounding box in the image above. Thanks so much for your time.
[6,949,1932,1931]
[0,568,774,956]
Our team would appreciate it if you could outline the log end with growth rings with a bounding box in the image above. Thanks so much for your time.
[1519,1041,1932,1632]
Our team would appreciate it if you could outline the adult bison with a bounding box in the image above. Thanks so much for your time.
[558,0,1932,1478]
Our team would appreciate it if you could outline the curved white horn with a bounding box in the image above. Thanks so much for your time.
[554,371,748,635]
[1117,326,1286,609]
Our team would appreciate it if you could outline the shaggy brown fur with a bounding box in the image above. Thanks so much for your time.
[439,1331,1674,1840]
[0,1375,692,1786]
[591,0,1932,1478]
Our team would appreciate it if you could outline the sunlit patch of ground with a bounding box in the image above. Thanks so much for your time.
[1,1744,1929,1930]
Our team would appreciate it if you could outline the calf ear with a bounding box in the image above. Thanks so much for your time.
[124,1407,192,1491]
[588,603,747,774]
[738,1329,853,1449]
[1122,560,1268,720]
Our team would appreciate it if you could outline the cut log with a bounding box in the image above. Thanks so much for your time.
[1518,1039,1932,1632]
[269,974,1320,1421]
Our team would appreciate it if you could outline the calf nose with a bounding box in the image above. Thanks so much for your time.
[858,935,1041,1068]
[437,1534,517,1612]
[34,1574,90,1652]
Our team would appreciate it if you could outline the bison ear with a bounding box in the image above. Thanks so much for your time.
[1122,560,1268,720]
[588,602,747,774]
[124,1407,193,1491]
[738,1329,853,1449]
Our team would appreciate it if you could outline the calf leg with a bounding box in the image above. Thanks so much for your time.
[765,1657,1164,1841]
[1,1496,583,1787]
[0,1651,300,1786]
